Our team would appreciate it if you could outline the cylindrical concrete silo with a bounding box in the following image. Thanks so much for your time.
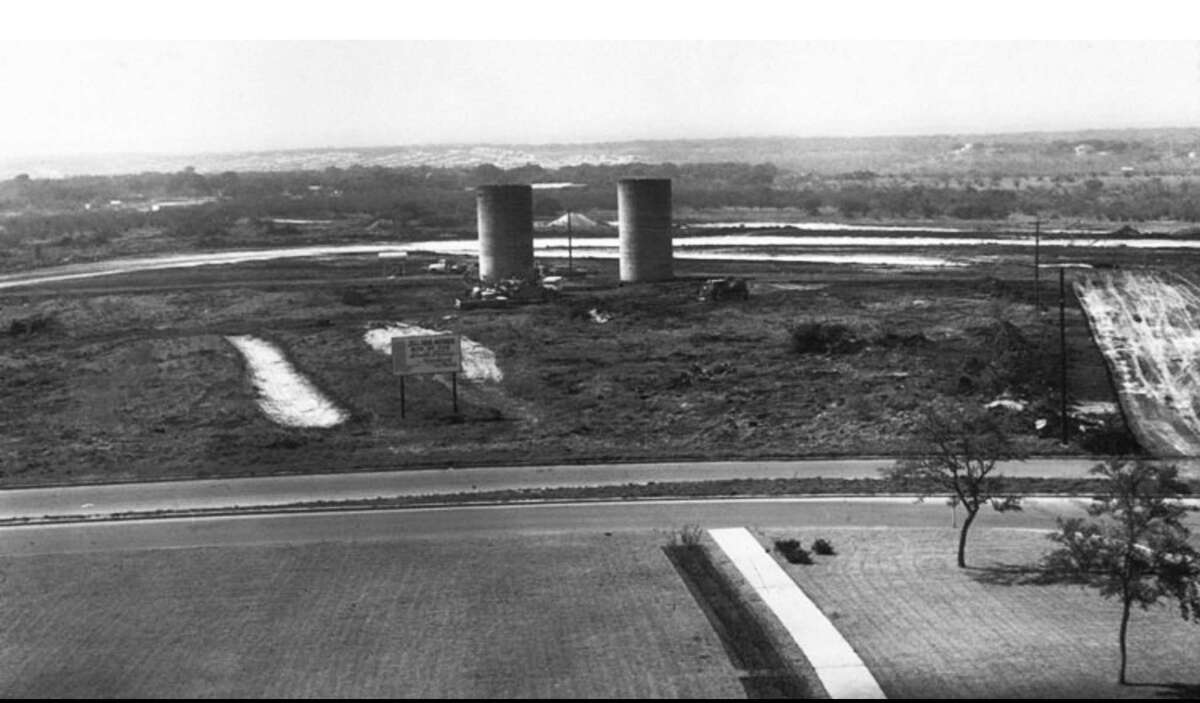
[476,185,534,282]
[618,178,673,282]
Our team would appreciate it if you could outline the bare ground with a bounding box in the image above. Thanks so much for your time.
[0,249,1149,486]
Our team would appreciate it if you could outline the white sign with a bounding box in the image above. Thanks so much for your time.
[392,334,461,376]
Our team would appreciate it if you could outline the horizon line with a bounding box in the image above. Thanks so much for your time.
[7,124,1200,165]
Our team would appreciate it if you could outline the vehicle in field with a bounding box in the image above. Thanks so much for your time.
[428,258,467,274]
[455,276,558,310]
[698,277,750,302]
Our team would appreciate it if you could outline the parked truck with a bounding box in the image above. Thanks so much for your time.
[427,258,466,274]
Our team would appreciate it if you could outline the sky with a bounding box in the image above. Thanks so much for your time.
[2,3,1199,158]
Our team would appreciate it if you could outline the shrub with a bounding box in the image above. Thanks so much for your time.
[7,313,56,336]
[787,547,813,565]
[678,524,704,546]
[1077,413,1142,455]
[340,288,375,307]
[790,321,862,354]
[774,538,813,564]
[811,538,836,556]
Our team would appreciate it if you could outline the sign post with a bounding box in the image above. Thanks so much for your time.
[378,251,408,278]
[566,210,573,276]
[1059,267,1069,445]
[391,334,463,418]
[1034,218,1041,311]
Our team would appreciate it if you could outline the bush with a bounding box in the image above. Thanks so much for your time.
[811,538,836,556]
[790,321,862,354]
[678,524,704,546]
[7,313,56,336]
[1077,413,1142,455]
[340,288,376,307]
[774,538,813,564]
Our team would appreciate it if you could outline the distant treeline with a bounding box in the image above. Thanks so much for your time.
[3,162,1200,248]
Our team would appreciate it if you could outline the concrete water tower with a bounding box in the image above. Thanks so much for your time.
[617,178,673,282]
[476,184,534,282]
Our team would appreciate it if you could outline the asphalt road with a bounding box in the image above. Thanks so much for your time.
[0,496,1098,557]
[0,458,1107,521]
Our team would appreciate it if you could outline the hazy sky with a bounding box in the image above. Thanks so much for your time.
[2,39,1198,158]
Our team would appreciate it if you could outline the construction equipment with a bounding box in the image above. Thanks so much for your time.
[455,276,557,310]
[698,278,750,302]
[428,258,466,274]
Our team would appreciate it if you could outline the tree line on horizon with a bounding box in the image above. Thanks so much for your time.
[4,161,1200,249]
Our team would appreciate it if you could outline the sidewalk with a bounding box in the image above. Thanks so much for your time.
[709,527,886,699]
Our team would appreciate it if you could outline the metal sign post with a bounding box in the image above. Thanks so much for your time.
[1060,267,1069,445]
[391,334,463,418]
[378,251,408,279]
[1034,218,1041,311]
[566,210,573,275]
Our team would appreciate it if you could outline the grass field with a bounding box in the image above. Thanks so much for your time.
[0,532,743,698]
[760,526,1200,699]
[0,246,1151,485]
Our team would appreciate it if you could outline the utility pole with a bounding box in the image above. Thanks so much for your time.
[1060,266,1069,445]
[566,210,573,275]
[1034,218,1042,311]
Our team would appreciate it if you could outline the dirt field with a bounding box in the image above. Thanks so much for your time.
[761,526,1200,698]
[0,245,1157,486]
[0,532,742,698]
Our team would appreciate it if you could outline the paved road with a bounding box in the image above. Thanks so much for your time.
[0,244,417,291]
[0,458,1107,521]
[8,236,1200,293]
[0,496,1098,557]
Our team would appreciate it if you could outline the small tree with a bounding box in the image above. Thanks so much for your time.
[1042,458,1200,685]
[884,403,1027,568]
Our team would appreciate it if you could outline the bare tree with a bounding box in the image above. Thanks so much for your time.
[884,404,1027,568]
[1042,458,1200,685]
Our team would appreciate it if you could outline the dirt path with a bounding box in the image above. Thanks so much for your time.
[225,335,348,428]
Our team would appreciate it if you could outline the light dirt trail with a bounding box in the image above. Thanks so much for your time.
[225,335,348,428]
[1076,270,1200,456]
